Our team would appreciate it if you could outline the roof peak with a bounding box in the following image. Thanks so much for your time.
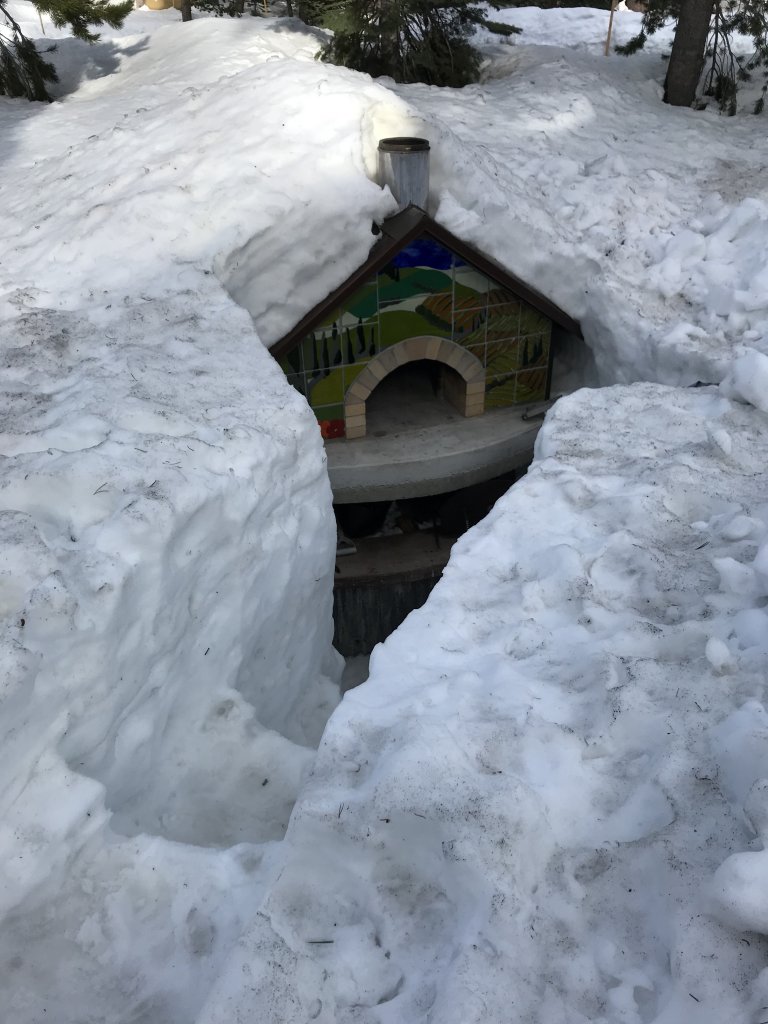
[270,208,579,361]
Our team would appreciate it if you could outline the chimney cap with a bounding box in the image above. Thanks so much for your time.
[378,137,430,153]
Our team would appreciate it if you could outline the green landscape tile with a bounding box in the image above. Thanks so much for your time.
[464,343,487,368]
[379,307,451,349]
[345,280,379,321]
[487,284,522,306]
[307,366,345,408]
[284,372,307,398]
[335,309,367,332]
[485,340,520,376]
[452,306,487,345]
[280,349,302,376]
[300,335,317,375]
[343,319,377,359]
[303,329,342,376]
[484,373,518,409]
[515,368,549,403]
[415,290,454,334]
[486,302,522,341]
[314,403,345,421]
[343,364,366,393]
[519,304,551,335]
[519,333,550,370]
[378,266,452,307]
[454,265,490,307]
[336,318,374,366]
[317,306,343,331]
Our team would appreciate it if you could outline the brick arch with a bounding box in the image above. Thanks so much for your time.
[343,337,486,439]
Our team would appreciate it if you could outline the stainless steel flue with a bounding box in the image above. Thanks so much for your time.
[377,137,430,213]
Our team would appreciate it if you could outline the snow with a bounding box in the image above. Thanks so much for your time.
[0,292,344,1017]
[204,381,768,1024]
[721,346,768,412]
[1,11,359,1019]
[2,2,768,1022]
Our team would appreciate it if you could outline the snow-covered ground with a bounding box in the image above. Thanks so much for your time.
[203,376,768,1024]
[1,3,768,1021]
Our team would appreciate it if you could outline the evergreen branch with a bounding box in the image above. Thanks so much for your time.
[484,19,521,36]
[316,0,516,85]
[615,30,647,55]
[32,0,133,42]
[1,0,132,101]
[0,0,58,99]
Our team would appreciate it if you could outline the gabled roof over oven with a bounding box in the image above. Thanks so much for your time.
[269,206,581,362]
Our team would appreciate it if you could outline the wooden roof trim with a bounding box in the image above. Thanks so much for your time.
[269,207,580,361]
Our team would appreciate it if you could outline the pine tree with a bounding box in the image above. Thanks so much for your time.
[617,0,768,112]
[1,3,57,100]
[0,0,132,101]
[306,0,520,88]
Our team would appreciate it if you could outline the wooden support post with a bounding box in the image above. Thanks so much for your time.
[604,0,618,55]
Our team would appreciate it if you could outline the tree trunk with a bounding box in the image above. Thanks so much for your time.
[664,0,715,106]
[180,0,192,20]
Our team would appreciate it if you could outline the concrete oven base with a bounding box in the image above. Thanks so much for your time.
[326,400,551,504]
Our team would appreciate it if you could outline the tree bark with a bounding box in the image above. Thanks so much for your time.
[180,0,192,20]
[664,0,715,106]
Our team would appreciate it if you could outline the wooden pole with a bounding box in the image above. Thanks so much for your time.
[604,0,618,55]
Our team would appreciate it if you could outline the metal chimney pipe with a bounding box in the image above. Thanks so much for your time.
[377,137,430,213]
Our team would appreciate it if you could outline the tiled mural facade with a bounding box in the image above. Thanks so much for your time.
[280,235,552,439]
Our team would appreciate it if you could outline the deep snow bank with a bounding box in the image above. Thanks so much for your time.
[0,281,345,1020]
[199,375,768,1024]
[0,10,409,1019]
